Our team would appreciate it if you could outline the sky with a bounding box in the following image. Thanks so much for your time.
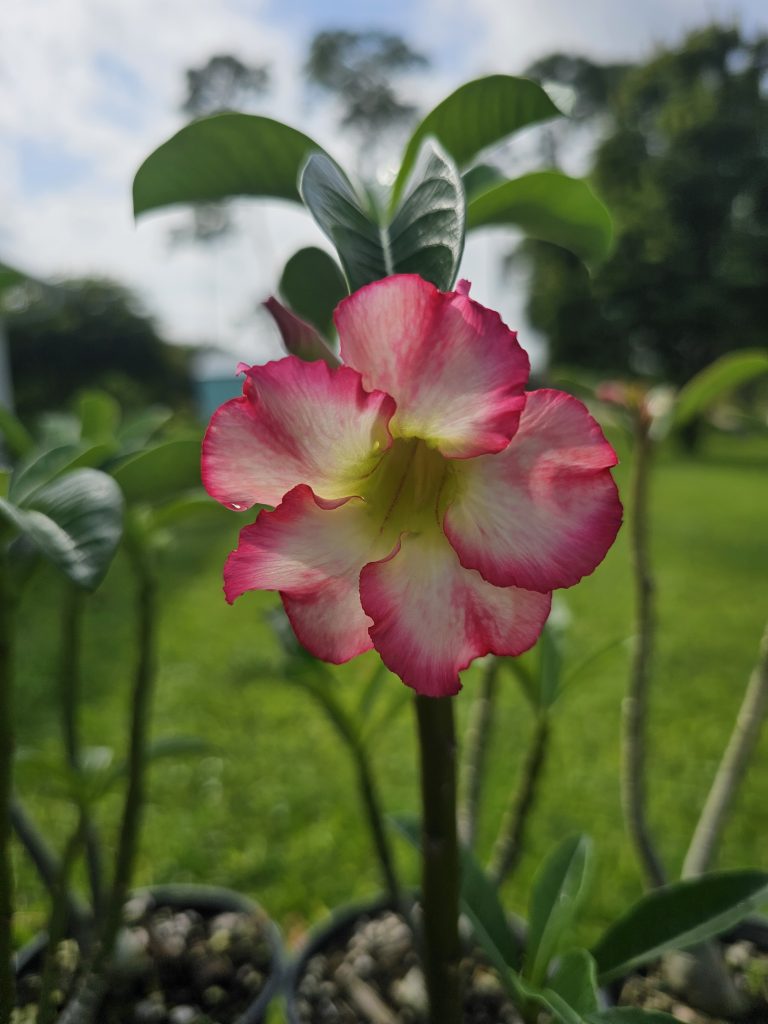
[2,0,768,370]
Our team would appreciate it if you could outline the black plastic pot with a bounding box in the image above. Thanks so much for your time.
[14,883,283,1024]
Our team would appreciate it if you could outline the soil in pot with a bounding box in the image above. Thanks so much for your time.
[14,889,278,1024]
[291,905,523,1024]
[616,931,768,1024]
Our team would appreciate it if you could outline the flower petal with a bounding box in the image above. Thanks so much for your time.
[202,358,395,509]
[225,484,390,663]
[360,530,551,696]
[444,389,622,593]
[335,275,529,458]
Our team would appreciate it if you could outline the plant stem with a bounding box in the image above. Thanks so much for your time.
[60,534,158,1024]
[682,616,768,878]
[489,714,550,886]
[0,547,15,1024]
[58,583,103,918]
[621,421,666,889]
[458,656,500,850]
[10,797,90,945]
[296,674,402,908]
[414,694,461,1024]
[100,538,156,955]
[36,815,87,1024]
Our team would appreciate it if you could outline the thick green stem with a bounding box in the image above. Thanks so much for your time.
[683,616,768,878]
[415,695,461,1024]
[458,657,500,850]
[489,715,550,886]
[58,584,103,918]
[622,422,666,889]
[0,548,15,1023]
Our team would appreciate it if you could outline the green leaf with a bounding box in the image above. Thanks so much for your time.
[102,735,213,793]
[391,815,523,973]
[116,407,174,450]
[537,619,566,710]
[0,405,33,458]
[300,138,465,292]
[0,469,124,590]
[674,349,768,428]
[149,494,228,529]
[10,444,114,506]
[279,247,348,339]
[547,949,599,1015]
[592,870,768,983]
[461,846,523,971]
[525,834,593,988]
[0,261,30,294]
[392,75,560,205]
[462,163,505,201]
[112,438,201,504]
[77,390,120,443]
[133,113,325,216]
[586,1012,678,1024]
[468,172,613,266]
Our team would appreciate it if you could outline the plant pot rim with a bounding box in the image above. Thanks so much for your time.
[14,881,284,1024]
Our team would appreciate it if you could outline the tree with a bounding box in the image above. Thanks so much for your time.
[522,26,768,388]
[3,278,191,417]
[174,54,271,245]
[304,30,429,175]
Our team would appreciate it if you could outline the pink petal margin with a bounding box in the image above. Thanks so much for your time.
[335,274,529,458]
[360,531,552,697]
[202,357,395,509]
[224,484,390,664]
[444,389,623,593]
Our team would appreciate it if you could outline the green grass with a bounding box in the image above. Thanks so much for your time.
[10,428,768,951]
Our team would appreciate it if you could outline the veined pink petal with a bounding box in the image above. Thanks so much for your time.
[335,275,529,458]
[202,357,395,509]
[360,530,551,697]
[224,484,391,663]
[444,389,622,593]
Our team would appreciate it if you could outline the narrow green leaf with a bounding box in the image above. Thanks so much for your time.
[535,987,587,1024]
[279,247,348,339]
[592,870,768,983]
[525,835,593,988]
[0,405,33,458]
[77,390,120,443]
[391,814,522,972]
[461,846,523,970]
[149,494,228,529]
[112,438,201,504]
[116,407,173,450]
[537,620,565,710]
[547,949,599,1015]
[301,139,465,292]
[586,1011,678,1024]
[393,76,560,205]
[103,736,213,793]
[467,172,613,267]
[133,113,325,216]
[674,349,768,428]
[0,469,124,590]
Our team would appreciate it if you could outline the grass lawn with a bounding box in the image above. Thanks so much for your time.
[10,427,768,951]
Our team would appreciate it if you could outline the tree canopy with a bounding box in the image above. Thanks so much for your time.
[523,25,768,386]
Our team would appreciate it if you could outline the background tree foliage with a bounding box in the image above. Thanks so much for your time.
[523,25,768,386]
[4,278,191,417]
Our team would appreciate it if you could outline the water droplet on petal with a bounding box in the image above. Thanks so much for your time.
[225,501,247,511]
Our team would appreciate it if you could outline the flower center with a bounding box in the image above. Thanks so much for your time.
[362,437,455,541]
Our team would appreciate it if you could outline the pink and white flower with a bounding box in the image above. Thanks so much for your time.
[203,275,622,697]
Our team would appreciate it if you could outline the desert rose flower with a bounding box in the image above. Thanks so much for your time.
[203,275,622,697]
